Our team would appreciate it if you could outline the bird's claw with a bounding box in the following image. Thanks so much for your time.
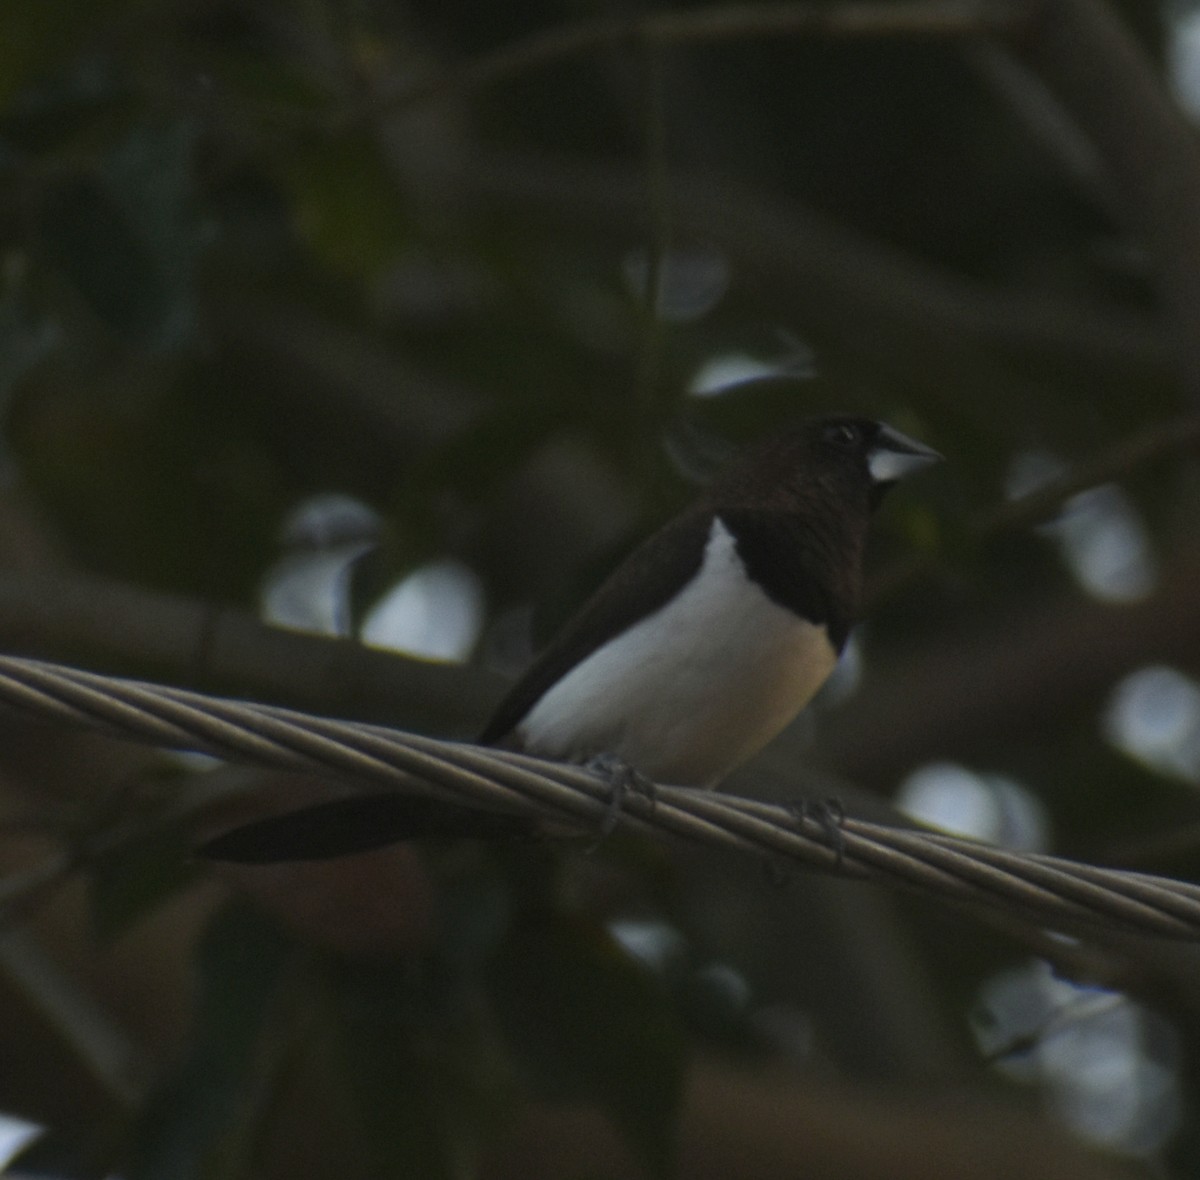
[585,752,656,844]
[788,796,847,865]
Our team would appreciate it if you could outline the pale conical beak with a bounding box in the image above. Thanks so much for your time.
[867,424,943,484]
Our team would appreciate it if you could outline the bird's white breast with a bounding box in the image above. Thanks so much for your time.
[515,517,839,786]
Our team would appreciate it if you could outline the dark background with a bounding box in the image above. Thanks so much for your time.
[0,0,1198,1176]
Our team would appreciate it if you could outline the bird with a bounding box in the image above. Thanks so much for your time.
[201,415,940,862]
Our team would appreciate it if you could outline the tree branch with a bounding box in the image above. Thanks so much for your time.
[820,552,1200,788]
[0,569,502,734]
[0,930,146,1107]
[362,1,1016,121]
[1011,0,1200,405]
[461,149,1170,398]
[868,406,1200,604]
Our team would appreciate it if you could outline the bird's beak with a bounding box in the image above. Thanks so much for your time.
[867,425,943,484]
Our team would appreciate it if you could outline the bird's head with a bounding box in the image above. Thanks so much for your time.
[714,415,942,513]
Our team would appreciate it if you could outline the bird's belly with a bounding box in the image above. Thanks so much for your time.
[515,546,839,786]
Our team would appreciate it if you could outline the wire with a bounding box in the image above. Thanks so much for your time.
[0,653,1196,940]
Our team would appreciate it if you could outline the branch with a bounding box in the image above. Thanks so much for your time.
[823,552,1200,787]
[461,149,1169,396]
[0,929,146,1106]
[359,0,1200,420]
[0,855,74,927]
[868,406,1200,604]
[362,1,1015,119]
[1,405,1193,759]
[970,411,1200,536]
[0,654,1197,942]
[0,568,501,734]
[498,1055,1129,1180]
[206,299,483,488]
[1011,0,1200,405]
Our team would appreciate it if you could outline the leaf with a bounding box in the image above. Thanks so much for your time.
[206,52,330,116]
[432,858,515,973]
[89,820,199,942]
[10,1124,110,1180]
[100,120,200,345]
[0,287,59,426]
[487,915,687,1178]
[400,398,566,506]
[0,0,120,110]
[39,121,201,346]
[328,959,515,1180]
[280,135,412,278]
[41,175,168,341]
[125,903,293,1180]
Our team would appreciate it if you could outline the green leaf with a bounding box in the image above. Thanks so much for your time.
[205,52,330,116]
[329,960,515,1180]
[400,398,566,508]
[0,285,58,399]
[89,820,199,943]
[487,916,687,1178]
[10,1124,110,1180]
[101,119,200,346]
[41,174,167,341]
[280,135,412,278]
[432,858,514,974]
[126,903,293,1180]
[0,0,121,110]
[39,121,200,346]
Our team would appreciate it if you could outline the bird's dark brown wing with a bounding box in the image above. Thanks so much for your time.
[479,507,714,745]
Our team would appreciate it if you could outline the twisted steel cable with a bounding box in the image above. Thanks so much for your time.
[0,653,1197,939]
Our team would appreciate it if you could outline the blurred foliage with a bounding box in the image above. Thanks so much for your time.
[1,0,1200,1177]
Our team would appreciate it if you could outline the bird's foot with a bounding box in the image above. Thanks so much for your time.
[787,796,847,865]
[585,753,656,842]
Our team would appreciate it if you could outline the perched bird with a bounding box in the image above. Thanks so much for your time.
[202,416,939,862]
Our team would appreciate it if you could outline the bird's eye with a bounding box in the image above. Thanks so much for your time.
[823,422,860,448]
